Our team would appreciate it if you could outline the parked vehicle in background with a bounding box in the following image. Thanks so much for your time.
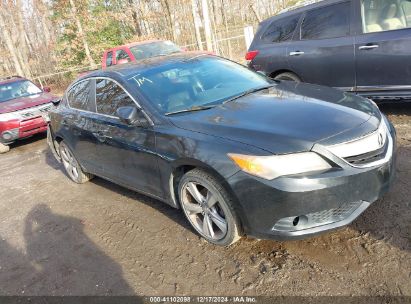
[0,76,57,153]
[101,40,183,68]
[48,54,395,246]
[247,0,411,102]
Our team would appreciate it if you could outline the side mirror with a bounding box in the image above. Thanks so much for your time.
[117,106,146,126]
[43,87,51,93]
[51,98,61,106]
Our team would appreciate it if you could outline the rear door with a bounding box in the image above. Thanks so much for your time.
[92,78,163,198]
[249,13,302,75]
[354,0,411,94]
[287,1,356,89]
[65,79,102,174]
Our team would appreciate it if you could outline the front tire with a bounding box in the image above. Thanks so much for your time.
[178,168,242,246]
[273,72,301,82]
[59,141,93,184]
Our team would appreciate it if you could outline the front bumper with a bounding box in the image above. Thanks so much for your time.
[0,116,48,144]
[227,123,397,241]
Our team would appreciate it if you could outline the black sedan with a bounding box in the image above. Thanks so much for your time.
[48,54,396,246]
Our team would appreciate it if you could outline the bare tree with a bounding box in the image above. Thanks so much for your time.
[68,0,96,68]
[201,0,213,51]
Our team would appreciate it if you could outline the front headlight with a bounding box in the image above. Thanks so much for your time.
[228,152,332,180]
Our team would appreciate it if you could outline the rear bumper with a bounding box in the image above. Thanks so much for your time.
[227,124,397,241]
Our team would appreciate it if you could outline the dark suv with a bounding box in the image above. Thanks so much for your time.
[247,0,411,101]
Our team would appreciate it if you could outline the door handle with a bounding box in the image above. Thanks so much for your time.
[289,51,305,56]
[359,44,379,50]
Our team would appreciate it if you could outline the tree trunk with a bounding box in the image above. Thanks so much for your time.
[191,0,203,51]
[68,0,96,68]
[220,0,232,59]
[201,0,213,51]
[250,4,262,22]
[162,0,176,41]
[0,12,24,76]
[128,0,142,36]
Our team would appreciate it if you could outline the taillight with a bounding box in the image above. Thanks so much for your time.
[245,50,259,61]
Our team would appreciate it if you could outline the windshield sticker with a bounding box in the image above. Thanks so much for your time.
[130,74,154,87]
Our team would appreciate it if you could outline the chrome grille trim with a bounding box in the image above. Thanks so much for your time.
[324,119,393,169]
[16,103,53,120]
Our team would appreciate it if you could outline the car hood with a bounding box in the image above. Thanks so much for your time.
[0,93,56,114]
[168,82,382,154]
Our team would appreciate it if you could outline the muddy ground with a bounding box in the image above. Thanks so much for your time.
[0,104,410,296]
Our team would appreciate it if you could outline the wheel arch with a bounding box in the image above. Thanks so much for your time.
[168,159,246,236]
[269,69,302,81]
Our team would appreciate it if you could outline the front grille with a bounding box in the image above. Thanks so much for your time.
[272,201,363,232]
[19,104,52,120]
[308,201,360,224]
[344,142,388,166]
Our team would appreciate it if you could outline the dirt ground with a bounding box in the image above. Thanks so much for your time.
[0,104,410,296]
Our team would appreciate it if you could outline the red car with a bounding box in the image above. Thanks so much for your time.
[101,40,185,68]
[0,76,57,153]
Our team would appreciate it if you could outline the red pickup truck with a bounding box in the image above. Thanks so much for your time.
[102,39,184,68]
[0,76,58,153]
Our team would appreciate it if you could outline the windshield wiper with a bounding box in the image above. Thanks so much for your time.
[165,104,216,116]
[223,85,275,105]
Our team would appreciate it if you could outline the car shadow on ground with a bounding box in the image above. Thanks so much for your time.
[379,101,411,116]
[8,133,47,150]
[0,204,135,295]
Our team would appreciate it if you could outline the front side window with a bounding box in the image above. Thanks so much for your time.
[67,80,92,111]
[301,2,350,40]
[96,79,135,117]
[126,56,271,114]
[362,0,411,33]
[115,49,131,62]
[0,80,42,103]
[106,51,113,67]
[262,14,301,43]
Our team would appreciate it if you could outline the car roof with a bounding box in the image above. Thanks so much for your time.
[83,52,213,80]
[0,76,27,85]
[108,39,169,51]
[262,0,345,22]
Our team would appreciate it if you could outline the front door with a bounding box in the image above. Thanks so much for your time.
[93,78,163,198]
[287,1,356,89]
[354,0,411,94]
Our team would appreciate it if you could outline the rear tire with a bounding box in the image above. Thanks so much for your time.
[0,143,10,154]
[273,72,301,82]
[59,141,93,184]
[178,168,242,246]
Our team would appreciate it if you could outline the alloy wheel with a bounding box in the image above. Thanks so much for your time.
[60,144,79,181]
[181,181,228,240]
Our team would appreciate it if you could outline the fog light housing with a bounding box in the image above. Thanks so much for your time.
[1,128,19,142]
[272,201,364,232]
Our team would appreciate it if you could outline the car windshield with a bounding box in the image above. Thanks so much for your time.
[0,80,42,103]
[127,56,272,114]
[130,41,182,60]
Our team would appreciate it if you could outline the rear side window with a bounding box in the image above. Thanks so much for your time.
[301,2,351,40]
[106,51,113,67]
[96,79,135,117]
[67,80,92,111]
[262,14,301,43]
[361,0,411,33]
